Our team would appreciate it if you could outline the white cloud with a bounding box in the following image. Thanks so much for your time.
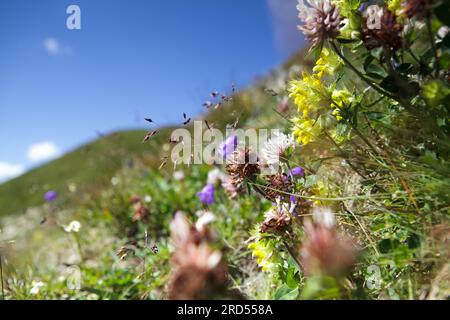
[27,141,60,163]
[0,162,25,183]
[43,38,73,56]
[43,38,60,55]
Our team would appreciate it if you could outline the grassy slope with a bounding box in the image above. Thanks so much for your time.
[0,74,278,218]
[0,130,162,217]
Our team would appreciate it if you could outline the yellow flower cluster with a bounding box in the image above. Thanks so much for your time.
[248,238,280,273]
[291,116,322,145]
[289,48,345,145]
[331,89,353,121]
[288,73,327,117]
[313,48,343,78]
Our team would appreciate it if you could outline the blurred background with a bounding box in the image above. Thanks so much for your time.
[0,0,303,184]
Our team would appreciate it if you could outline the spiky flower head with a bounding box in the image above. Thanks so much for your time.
[297,0,341,48]
[225,148,259,189]
[260,132,295,166]
[260,199,295,234]
[262,172,294,202]
[362,5,403,51]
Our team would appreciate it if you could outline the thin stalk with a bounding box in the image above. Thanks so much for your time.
[426,11,439,77]
[330,41,395,100]
[282,240,303,272]
[247,181,390,201]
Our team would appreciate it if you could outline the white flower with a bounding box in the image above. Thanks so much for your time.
[30,280,46,295]
[144,195,152,203]
[111,177,119,186]
[64,220,81,233]
[260,132,294,165]
[173,170,185,181]
[207,168,227,185]
[312,207,335,228]
[195,211,216,231]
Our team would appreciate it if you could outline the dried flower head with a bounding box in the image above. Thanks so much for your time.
[220,174,244,199]
[263,173,294,202]
[362,6,403,51]
[260,200,295,234]
[225,148,259,189]
[297,0,341,48]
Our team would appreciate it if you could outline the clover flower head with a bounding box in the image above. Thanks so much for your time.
[297,0,341,48]
[260,132,294,166]
[260,198,296,234]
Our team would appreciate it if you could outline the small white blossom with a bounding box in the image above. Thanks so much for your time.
[172,170,185,181]
[64,220,81,233]
[30,280,46,295]
[111,177,119,186]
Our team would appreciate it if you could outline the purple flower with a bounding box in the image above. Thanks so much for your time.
[197,184,215,205]
[289,166,305,177]
[218,135,238,158]
[44,190,58,202]
[290,195,297,203]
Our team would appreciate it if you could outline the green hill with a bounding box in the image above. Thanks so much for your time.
[0,130,163,217]
[0,76,279,217]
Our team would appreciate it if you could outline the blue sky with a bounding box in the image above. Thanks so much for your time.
[0,0,303,182]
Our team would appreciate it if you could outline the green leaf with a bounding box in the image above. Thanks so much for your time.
[274,285,299,300]
[365,63,387,79]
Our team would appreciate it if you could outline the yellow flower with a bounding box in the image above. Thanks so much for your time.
[288,72,329,117]
[248,239,279,273]
[292,116,322,145]
[311,180,331,205]
[387,0,403,15]
[330,89,353,121]
[313,48,343,78]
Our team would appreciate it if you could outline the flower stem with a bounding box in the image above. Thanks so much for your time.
[282,240,303,272]
[426,11,439,77]
[330,41,394,99]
